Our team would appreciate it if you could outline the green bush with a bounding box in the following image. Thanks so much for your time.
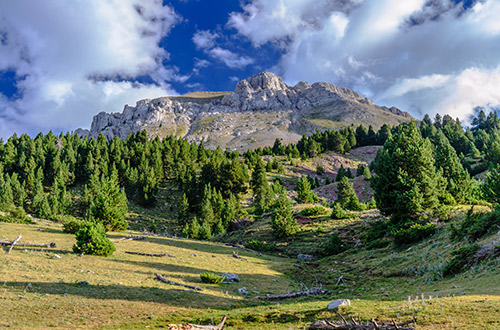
[451,207,500,241]
[244,240,276,252]
[330,203,355,219]
[0,205,33,224]
[322,232,344,256]
[443,244,480,277]
[200,272,225,284]
[73,222,116,257]
[62,217,84,234]
[392,222,436,246]
[301,205,329,216]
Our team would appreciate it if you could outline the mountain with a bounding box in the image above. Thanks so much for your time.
[87,72,413,150]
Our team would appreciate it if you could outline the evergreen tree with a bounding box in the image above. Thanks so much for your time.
[371,122,445,223]
[336,165,346,181]
[362,166,372,180]
[31,181,51,219]
[251,158,273,213]
[316,162,325,175]
[296,176,315,203]
[0,173,14,206]
[432,130,473,203]
[178,193,190,225]
[271,191,297,238]
[336,177,362,211]
[483,164,500,204]
[85,171,128,231]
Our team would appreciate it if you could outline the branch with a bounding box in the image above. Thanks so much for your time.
[155,273,203,291]
[7,234,21,253]
[124,251,166,257]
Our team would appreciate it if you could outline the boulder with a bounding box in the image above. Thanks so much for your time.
[221,273,240,282]
[327,299,351,310]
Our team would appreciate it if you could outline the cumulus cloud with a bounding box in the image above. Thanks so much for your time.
[0,0,181,138]
[229,0,500,121]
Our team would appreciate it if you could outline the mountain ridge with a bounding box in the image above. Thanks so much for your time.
[86,72,413,150]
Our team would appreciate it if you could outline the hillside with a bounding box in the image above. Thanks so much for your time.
[86,72,412,150]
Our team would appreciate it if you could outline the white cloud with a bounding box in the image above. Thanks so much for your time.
[208,47,254,69]
[192,30,219,49]
[0,0,181,138]
[229,0,500,121]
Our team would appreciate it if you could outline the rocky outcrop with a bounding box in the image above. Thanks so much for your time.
[87,72,412,150]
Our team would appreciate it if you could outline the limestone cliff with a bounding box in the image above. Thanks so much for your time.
[88,72,412,150]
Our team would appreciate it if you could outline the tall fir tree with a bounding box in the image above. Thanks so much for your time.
[371,121,445,223]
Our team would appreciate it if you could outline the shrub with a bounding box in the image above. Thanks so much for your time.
[317,225,325,234]
[451,206,500,241]
[0,205,33,224]
[330,203,354,219]
[62,217,84,234]
[244,240,276,252]
[322,231,344,256]
[200,272,225,284]
[301,206,329,216]
[363,220,390,249]
[392,222,436,246]
[443,244,480,277]
[73,222,116,257]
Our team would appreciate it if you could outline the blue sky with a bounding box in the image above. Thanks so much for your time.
[1,0,500,138]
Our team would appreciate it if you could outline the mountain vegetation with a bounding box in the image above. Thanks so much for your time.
[2,107,500,328]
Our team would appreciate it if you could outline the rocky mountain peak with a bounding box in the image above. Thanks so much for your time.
[235,72,288,93]
[85,72,413,151]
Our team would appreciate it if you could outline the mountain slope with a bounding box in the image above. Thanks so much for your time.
[88,72,412,150]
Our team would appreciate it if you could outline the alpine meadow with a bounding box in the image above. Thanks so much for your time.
[2,1,500,329]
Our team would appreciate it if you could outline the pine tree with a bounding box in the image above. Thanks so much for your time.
[178,193,190,225]
[0,172,14,207]
[336,177,362,211]
[251,158,273,213]
[296,176,315,203]
[483,164,500,204]
[316,162,325,175]
[362,166,372,180]
[271,191,297,238]
[336,165,346,181]
[432,130,473,204]
[85,171,128,231]
[31,181,51,219]
[371,122,445,223]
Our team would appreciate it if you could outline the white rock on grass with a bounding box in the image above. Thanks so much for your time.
[221,273,240,282]
[327,299,351,310]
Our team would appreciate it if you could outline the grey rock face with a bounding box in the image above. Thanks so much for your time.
[87,72,412,150]
[221,273,240,282]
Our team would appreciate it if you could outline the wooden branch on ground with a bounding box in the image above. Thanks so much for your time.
[155,273,203,291]
[232,251,247,260]
[167,315,227,330]
[257,288,330,300]
[7,234,21,253]
[0,239,56,248]
[124,251,166,257]
[309,318,415,330]
[120,235,146,241]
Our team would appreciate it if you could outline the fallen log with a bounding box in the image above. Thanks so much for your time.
[7,234,21,253]
[232,251,247,260]
[309,319,415,330]
[155,273,203,291]
[167,315,227,330]
[124,251,166,257]
[257,288,330,300]
[120,235,146,241]
[0,239,56,248]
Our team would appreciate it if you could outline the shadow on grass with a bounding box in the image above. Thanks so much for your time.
[3,281,243,309]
